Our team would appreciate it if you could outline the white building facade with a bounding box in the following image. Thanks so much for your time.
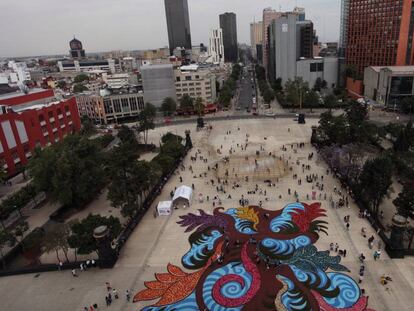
[209,28,225,65]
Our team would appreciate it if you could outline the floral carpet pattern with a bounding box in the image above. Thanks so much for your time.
[134,203,375,311]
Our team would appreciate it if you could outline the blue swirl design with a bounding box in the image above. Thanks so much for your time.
[270,203,305,232]
[142,292,198,311]
[278,275,308,311]
[261,236,311,256]
[225,208,257,235]
[202,262,252,311]
[182,230,222,268]
[323,272,361,308]
[290,265,329,289]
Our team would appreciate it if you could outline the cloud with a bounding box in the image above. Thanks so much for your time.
[0,0,340,57]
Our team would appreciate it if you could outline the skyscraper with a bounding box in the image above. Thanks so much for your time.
[164,0,192,55]
[250,21,263,59]
[262,8,283,68]
[339,0,349,56]
[219,12,238,63]
[209,28,225,64]
[346,0,414,75]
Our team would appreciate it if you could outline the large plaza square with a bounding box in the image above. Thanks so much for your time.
[0,118,413,311]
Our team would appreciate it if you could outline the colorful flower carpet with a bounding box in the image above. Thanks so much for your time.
[134,203,375,311]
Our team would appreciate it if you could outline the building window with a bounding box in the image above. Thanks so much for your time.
[176,77,181,82]
[138,97,144,110]
[185,76,192,81]
[129,97,138,111]
[195,75,200,79]
[121,98,130,112]
[48,111,54,119]
[38,115,45,123]
[65,105,69,112]
[310,63,317,72]
[113,99,121,113]
[57,108,62,115]
[317,63,324,72]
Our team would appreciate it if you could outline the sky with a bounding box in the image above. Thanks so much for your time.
[0,0,341,58]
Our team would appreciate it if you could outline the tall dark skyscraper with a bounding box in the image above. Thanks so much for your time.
[164,0,192,55]
[219,12,238,63]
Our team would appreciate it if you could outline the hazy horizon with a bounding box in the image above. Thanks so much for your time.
[0,0,340,58]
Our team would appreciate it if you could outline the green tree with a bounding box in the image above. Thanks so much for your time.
[151,154,175,175]
[393,186,414,218]
[194,97,205,116]
[180,94,194,113]
[57,80,66,89]
[400,97,414,115]
[313,77,323,92]
[80,115,96,136]
[73,74,89,83]
[67,214,121,255]
[324,94,337,112]
[359,156,393,217]
[160,97,177,116]
[263,88,275,105]
[285,78,309,108]
[161,140,185,160]
[117,125,138,146]
[73,83,88,93]
[161,133,183,145]
[394,122,414,152]
[0,230,14,268]
[272,78,283,92]
[29,135,105,208]
[138,103,156,145]
[304,90,320,111]
[42,223,71,262]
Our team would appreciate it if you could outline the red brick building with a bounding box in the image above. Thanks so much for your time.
[346,0,414,74]
[0,89,81,176]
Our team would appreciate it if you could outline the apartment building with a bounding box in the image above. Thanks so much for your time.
[174,65,216,104]
[76,87,144,124]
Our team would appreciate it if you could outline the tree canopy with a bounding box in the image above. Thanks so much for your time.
[28,135,105,208]
[393,186,414,218]
[67,214,121,255]
[160,97,177,116]
[359,156,393,216]
[180,94,194,113]
[137,103,156,145]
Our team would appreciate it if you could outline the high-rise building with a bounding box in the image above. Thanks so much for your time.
[297,21,314,59]
[209,28,225,65]
[266,13,338,89]
[141,64,176,107]
[164,0,192,55]
[219,12,238,63]
[69,37,85,59]
[250,21,263,58]
[346,0,414,75]
[339,0,349,56]
[271,14,299,83]
[262,8,283,68]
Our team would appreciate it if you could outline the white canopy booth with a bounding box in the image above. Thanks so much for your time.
[172,185,193,208]
[157,201,172,216]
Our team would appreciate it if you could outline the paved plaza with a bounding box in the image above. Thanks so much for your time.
[0,119,413,311]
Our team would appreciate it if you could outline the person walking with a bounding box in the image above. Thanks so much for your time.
[125,289,131,302]
[346,223,350,231]
[71,269,78,277]
[112,288,119,299]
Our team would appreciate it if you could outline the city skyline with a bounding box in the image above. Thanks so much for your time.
[0,0,340,58]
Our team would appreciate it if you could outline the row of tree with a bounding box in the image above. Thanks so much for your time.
[255,65,274,105]
[218,64,241,107]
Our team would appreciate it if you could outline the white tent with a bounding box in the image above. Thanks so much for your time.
[172,185,193,208]
[157,201,172,216]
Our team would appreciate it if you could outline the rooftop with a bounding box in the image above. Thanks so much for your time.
[0,88,50,101]
[370,66,414,73]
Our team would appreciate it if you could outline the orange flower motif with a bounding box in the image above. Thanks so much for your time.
[134,241,224,306]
